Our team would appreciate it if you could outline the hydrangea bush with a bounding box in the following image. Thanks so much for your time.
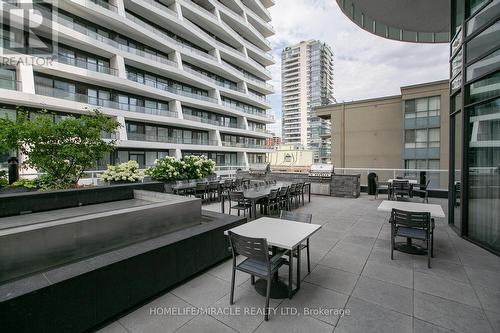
[146,155,216,181]
[100,160,144,183]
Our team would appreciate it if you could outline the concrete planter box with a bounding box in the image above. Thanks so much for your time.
[0,182,165,218]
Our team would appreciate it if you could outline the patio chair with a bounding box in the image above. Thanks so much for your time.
[390,209,433,268]
[278,186,290,211]
[374,176,390,200]
[412,180,431,203]
[259,189,280,216]
[288,184,297,208]
[227,231,286,321]
[295,182,305,206]
[280,211,313,273]
[228,191,251,217]
[194,182,208,201]
[392,180,411,200]
[208,181,220,202]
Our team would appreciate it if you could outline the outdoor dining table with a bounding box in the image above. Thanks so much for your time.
[377,200,445,254]
[387,179,419,184]
[224,217,321,299]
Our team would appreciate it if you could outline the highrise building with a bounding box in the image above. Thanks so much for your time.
[281,40,334,163]
[0,0,275,170]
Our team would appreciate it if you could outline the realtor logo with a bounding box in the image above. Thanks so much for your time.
[0,0,58,59]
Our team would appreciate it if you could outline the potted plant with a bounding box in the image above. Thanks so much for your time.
[100,160,144,184]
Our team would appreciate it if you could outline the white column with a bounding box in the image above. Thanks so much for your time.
[212,48,221,63]
[172,51,183,69]
[240,81,248,94]
[175,148,182,160]
[16,64,35,94]
[172,1,183,20]
[211,129,222,146]
[242,116,249,130]
[111,0,126,16]
[169,100,183,119]
[210,89,221,105]
[243,152,249,168]
[110,54,126,79]
[116,116,127,141]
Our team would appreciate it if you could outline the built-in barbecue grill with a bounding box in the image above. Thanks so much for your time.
[308,164,334,178]
[308,164,334,195]
[248,163,270,176]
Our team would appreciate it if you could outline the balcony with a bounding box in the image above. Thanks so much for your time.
[222,100,273,119]
[127,76,219,104]
[88,0,118,12]
[182,66,246,93]
[34,85,178,117]
[182,113,246,130]
[127,132,218,146]
[55,55,118,76]
[0,77,21,91]
[221,141,271,149]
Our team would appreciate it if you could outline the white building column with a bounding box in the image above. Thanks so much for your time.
[169,100,183,119]
[116,116,127,141]
[110,0,125,16]
[16,64,35,94]
[241,116,249,130]
[242,152,249,168]
[174,148,182,160]
[211,129,222,146]
[172,51,183,69]
[110,54,126,79]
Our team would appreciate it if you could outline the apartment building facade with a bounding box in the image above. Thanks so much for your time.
[281,40,334,163]
[316,80,450,188]
[0,0,275,170]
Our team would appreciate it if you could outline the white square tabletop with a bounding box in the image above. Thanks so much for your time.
[377,200,445,218]
[387,179,419,184]
[224,217,321,250]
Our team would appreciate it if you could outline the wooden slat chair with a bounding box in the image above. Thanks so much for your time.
[280,211,313,273]
[390,209,434,268]
[228,231,286,321]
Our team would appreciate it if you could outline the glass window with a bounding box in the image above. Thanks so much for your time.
[468,71,500,104]
[416,129,428,148]
[466,49,500,82]
[404,100,415,118]
[405,129,416,148]
[467,97,500,252]
[466,20,500,63]
[429,128,441,147]
[467,0,500,36]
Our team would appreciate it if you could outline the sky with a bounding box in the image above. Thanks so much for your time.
[265,0,450,136]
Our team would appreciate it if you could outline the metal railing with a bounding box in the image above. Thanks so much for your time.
[221,141,272,149]
[182,113,245,129]
[55,54,118,76]
[334,168,449,190]
[127,76,218,103]
[127,132,218,146]
[221,100,272,119]
[0,77,21,91]
[182,66,240,92]
[35,85,178,117]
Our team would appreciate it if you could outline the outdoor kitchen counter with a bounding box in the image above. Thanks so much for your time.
[236,171,361,198]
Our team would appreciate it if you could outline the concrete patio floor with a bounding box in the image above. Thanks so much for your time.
[96,194,500,333]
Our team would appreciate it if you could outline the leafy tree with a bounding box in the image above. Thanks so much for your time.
[0,107,119,188]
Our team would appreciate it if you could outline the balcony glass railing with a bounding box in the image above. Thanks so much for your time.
[127,76,218,103]
[0,77,21,91]
[88,0,118,12]
[221,141,271,149]
[56,54,118,76]
[248,90,268,103]
[35,85,177,117]
[127,132,218,146]
[182,66,243,92]
[183,113,245,129]
[221,100,271,119]
[125,12,217,61]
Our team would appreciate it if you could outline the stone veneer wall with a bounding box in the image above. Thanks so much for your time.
[236,171,361,198]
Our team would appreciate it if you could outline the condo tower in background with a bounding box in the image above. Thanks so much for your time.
[281,40,334,163]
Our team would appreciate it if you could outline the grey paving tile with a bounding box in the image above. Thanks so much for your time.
[475,285,500,314]
[486,310,500,333]
[279,281,349,326]
[254,310,334,333]
[465,266,500,293]
[413,257,468,283]
[95,321,129,333]
[336,296,412,333]
[118,293,195,333]
[414,291,493,333]
[175,315,237,333]
[459,251,500,271]
[304,264,359,295]
[210,284,280,333]
[208,257,249,287]
[413,318,455,333]
[352,276,413,315]
[367,247,414,270]
[362,260,413,289]
[171,273,230,308]
[414,271,480,308]
[338,235,377,249]
[319,251,367,275]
